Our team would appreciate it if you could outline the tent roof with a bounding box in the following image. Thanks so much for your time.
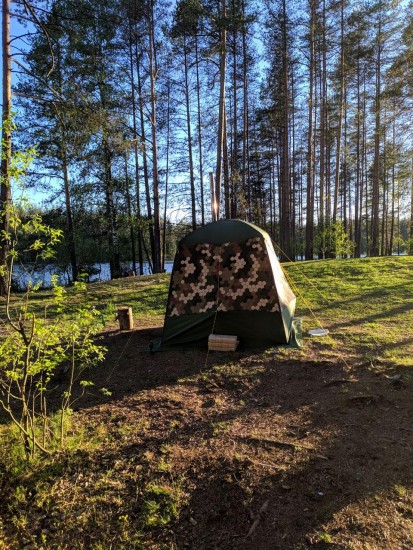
[180,219,269,245]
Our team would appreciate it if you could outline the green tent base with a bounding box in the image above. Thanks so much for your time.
[151,316,302,352]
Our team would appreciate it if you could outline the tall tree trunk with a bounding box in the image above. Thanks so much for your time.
[343,91,348,235]
[280,0,292,260]
[216,0,227,221]
[389,115,396,255]
[195,35,205,225]
[354,58,361,258]
[381,111,387,256]
[163,81,171,270]
[326,117,331,229]
[61,140,78,282]
[223,100,231,218]
[56,39,78,283]
[183,36,197,230]
[363,75,369,254]
[134,145,144,275]
[124,152,137,275]
[253,119,263,223]
[410,158,413,255]
[103,141,121,279]
[136,42,156,269]
[269,140,275,236]
[148,0,161,272]
[241,0,249,216]
[371,20,381,256]
[129,24,144,275]
[291,63,297,254]
[96,36,120,280]
[231,0,239,219]
[333,0,345,223]
[318,0,327,259]
[0,0,11,296]
[305,0,315,260]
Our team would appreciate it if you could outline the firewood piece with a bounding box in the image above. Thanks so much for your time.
[208,334,239,351]
[117,306,134,330]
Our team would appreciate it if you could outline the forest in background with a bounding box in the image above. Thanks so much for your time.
[2,0,413,281]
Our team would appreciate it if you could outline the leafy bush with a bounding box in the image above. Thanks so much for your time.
[0,152,106,457]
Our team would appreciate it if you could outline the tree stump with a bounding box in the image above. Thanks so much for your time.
[117,306,134,330]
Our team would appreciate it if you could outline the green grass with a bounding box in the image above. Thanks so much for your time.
[0,273,170,331]
[285,256,413,368]
[90,255,412,370]
[86,274,169,319]
[141,482,183,528]
[2,257,412,367]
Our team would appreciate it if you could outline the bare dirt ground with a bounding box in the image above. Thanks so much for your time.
[19,316,409,550]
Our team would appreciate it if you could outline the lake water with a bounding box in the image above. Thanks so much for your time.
[13,252,407,291]
[12,261,174,290]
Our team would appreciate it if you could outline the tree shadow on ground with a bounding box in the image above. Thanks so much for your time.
[175,360,413,549]
[11,326,413,549]
[326,300,413,332]
[49,326,208,410]
[63,338,413,548]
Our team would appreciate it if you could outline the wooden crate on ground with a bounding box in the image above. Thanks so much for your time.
[208,334,239,351]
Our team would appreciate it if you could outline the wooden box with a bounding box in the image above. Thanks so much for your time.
[208,334,239,351]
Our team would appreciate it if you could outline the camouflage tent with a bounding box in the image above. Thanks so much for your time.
[160,219,297,349]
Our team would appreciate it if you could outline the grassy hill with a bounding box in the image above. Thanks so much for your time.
[1,256,412,549]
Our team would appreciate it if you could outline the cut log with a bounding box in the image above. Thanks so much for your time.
[117,306,134,330]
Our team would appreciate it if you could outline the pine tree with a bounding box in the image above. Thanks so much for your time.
[0,0,12,295]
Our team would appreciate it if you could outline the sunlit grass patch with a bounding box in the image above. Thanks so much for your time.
[285,256,413,368]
